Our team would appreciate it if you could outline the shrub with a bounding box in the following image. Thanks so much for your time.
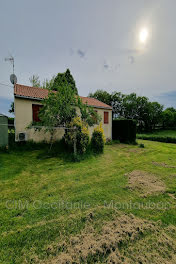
[139,143,145,148]
[137,135,176,144]
[64,117,89,154]
[112,119,136,143]
[91,123,105,153]
[105,138,113,145]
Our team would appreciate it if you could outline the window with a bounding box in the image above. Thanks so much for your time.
[32,104,43,123]
[104,111,109,124]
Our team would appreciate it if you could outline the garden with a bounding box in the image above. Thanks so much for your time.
[0,139,176,263]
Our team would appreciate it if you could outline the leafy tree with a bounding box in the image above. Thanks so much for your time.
[29,74,56,90]
[162,109,174,128]
[89,90,112,106]
[64,117,89,154]
[38,84,77,145]
[29,75,41,87]
[165,107,176,113]
[89,90,126,119]
[136,96,150,131]
[148,102,163,130]
[52,69,78,94]
[29,70,77,94]
[9,102,14,114]
[173,113,176,127]
[77,97,101,126]
[37,84,99,150]
[42,76,55,90]
[111,92,125,118]
[123,93,139,119]
[90,89,164,131]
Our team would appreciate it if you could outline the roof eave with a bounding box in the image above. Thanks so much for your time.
[14,94,112,110]
[90,105,112,110]
[14,94,43,101]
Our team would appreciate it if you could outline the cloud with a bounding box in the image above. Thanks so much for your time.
[155,91,176,109]
[103,63,109,69]
[119,48,140,54]
[77,49,86,58]
[69,48,74,56]
[114,64,120,71]
[103,59,112,70]
[128,55,135,64]
[0,83,13,99]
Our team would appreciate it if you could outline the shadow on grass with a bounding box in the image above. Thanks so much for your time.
[37,141,101,163]
[4,136,98,163]
[2,132,124,163]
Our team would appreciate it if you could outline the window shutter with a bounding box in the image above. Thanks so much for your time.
[104,111,109,124]
[32,105,43,122]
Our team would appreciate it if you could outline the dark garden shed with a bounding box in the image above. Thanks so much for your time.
[0,114,8,147]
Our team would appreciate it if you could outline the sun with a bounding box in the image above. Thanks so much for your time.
[139,28,148,44]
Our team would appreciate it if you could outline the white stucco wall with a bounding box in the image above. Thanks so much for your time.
[15,97,112,142]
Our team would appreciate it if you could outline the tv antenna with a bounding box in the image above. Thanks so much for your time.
[5,55,17,86]
[5,55,14,74]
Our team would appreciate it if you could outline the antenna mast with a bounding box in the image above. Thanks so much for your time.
[5,55,14,75]
[5,55,17,87]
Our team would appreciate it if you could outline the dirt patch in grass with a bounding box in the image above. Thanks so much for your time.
[152,161,176,168]
[126,170,165,197]
[127,148,145,153]
[44,213,176,264]
[121,226,176,264]
[168,193,176,200]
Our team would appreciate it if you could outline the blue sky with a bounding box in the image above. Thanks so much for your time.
[0,0,176,116]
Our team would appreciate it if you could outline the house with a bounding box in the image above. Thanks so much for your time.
[14,84,112,142]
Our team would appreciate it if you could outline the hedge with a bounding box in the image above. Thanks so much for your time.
[112,119,136,143]
[137,135,176,144]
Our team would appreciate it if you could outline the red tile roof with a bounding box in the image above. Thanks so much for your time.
[14,84,112,109]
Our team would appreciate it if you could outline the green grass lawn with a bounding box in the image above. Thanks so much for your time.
[0,140,176,263]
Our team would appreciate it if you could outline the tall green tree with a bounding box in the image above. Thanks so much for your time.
[52,69,78,94]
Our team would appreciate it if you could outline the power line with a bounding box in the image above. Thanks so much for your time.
[0,82,13,88]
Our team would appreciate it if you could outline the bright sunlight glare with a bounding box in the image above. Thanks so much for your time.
[139,28,148,44]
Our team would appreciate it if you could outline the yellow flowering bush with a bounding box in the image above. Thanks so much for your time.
[91,123,105,153]
[64,117,89,154]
